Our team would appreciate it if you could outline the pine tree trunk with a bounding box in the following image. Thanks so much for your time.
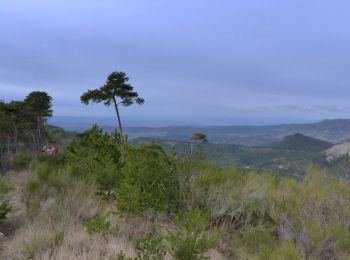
[190,141,193,156]
[7,135,10,155]
[112,97,125,162]
[32,133,37,152]
[13,125,18,154]
[37,116,42,151]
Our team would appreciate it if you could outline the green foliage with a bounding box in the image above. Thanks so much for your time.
[173,160,350,258]
[24,91,53,119]
[80,71,145,162]
[66,125,121,196]
[268,242,304,260]
[0,90,53,170]
[0,176,12,193]
[164,209,219,260]
[191,132,208,143]
[46,125,77,146]
[37,151,66,167]
[113,251,134,260]
[83,212,111,236]
[0,201,11,220]
[0,175,11,220]
[80,71,144,107]
[13,151,33,170]
[134,234,166,260]
[117,143,180,214]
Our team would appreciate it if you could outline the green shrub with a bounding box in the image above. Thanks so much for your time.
[0,176,11,193]
[134,234,166,260]
[66,126,122,196]
[229,228,277,258]
[164,209,219,260]
[268,242,304,260]
[83,212,111,236]
[0,201,11,219]
[117,143,180,214]
[26,179,40,193]
[35,152,66,169]
[13,151,32,170]
[112,251,134,260]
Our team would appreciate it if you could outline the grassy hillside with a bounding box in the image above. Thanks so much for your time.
[2,127,350,259]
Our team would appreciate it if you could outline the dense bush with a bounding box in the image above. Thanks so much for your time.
[0,201,11,220]
[182,163,350,258]
[83,212,111,236]
[66,125,121,196]
[164,209,219,260]
[13,151,33,170]
[134,234,166,260]
[117,143,180,214]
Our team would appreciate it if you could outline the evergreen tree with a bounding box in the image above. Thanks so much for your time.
[24,91,53,150]
[190,132,208,155]
[81,71,144,162]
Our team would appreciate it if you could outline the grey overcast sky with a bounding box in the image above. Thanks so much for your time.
[1,0,350,125]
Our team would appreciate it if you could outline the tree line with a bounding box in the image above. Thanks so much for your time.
[0,70,205,169]
[0,91,52,169]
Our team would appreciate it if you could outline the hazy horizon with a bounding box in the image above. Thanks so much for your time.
[2,1,350,123]
[49,115,347,131]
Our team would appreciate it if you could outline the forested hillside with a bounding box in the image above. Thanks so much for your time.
[130,134,334,178]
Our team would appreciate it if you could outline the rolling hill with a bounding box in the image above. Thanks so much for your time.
[270,133,333,152]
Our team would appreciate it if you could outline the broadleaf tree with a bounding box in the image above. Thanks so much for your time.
[80,71,144,162]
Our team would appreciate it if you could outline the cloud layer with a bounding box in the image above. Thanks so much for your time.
[1,0,350,124]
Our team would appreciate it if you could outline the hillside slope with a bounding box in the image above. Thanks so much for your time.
[270,133,333,152]
[130,135,329,177]
[324,141,350,161]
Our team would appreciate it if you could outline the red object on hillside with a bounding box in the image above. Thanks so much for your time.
[51,147,58,155]
[42,146,58,156]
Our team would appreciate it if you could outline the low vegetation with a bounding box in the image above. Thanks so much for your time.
[2,87,350,259]
[0,175,11,220]
[2,125,350,259]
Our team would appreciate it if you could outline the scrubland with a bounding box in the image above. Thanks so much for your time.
[1,126,350,260]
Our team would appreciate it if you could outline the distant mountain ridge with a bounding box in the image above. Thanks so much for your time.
[124,119,350,146]
[52,118,350,146]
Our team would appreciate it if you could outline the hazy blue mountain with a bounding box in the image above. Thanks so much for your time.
[51,117,350,146]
